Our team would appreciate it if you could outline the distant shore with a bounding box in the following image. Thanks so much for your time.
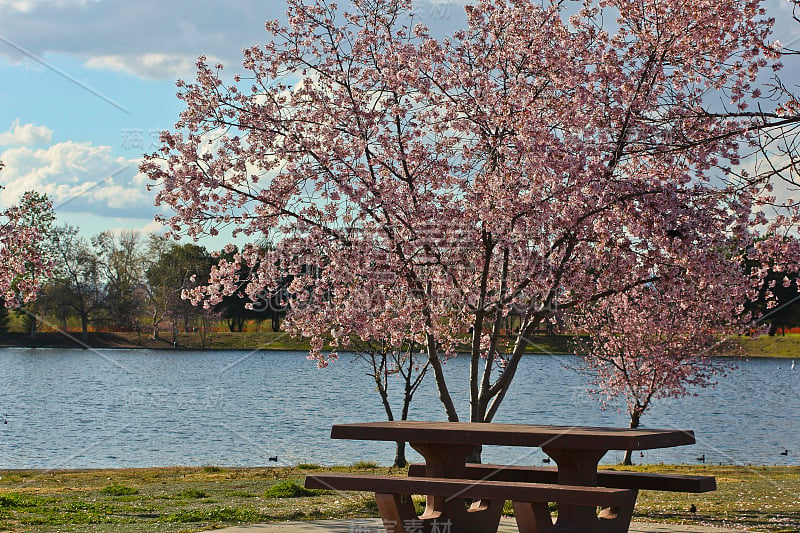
[0,331,312,351]
[0,331,575,353]
[0,331,796,358]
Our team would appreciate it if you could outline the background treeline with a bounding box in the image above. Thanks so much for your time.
[0,226,286,345]
[3,225,799,344]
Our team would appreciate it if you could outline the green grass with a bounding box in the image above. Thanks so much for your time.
[263,481,329,498]
[174,489,207,499]
[350,461,380,470]
[730,334,800,358]
[626,464,800,532]
[0,464,796,532]
[3,329,799,359]
[296,463,323,470]
[0,465,387,532]
[99,484,138,496]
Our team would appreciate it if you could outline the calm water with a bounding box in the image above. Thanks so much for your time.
[0,348,797,469]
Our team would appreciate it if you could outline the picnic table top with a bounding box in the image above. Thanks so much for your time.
[331,421,696,451]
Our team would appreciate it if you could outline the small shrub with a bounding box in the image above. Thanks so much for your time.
[176,488,207,499]
[297,463,322,470]
[0,493,40,509]
[202,466,222,473]
[263,481,329,498]
[99,484,138,496]
[352,461,380,470]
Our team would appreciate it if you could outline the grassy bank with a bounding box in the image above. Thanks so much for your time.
[0,464,797,532]
[0,331,574,354]
[729,334,800,359]
[0,331,313,351]
[1,331,798,358]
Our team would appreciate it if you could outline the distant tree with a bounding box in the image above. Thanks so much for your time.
[95,231,147,334]
[48,225,104,343]
[571,283,736,465]
[145,241,214,344]
[0,300,8,332]
[142,234,172,340]
[247,276,291,332]
[747,268,800,335]
[211,245,266,332]
[207,245,292,333]
[38,281,73,332]
[197,305,219,347]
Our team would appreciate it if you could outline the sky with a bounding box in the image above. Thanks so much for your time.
[1,0,799,251]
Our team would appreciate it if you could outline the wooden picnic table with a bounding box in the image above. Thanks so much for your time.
[318,421,703,533]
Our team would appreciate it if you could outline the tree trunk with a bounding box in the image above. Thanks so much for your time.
[623,408,643,466]
[466,446,482,464]
[394,441,407,468]
[80,315,89,344]
[622,448,634,466]
[373,363,407,468]
[426,335,460,422]
[151,310,161,340]
[28,314,37,338]
[394,377,414,468]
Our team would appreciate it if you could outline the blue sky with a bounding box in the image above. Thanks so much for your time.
[1,0,799,250]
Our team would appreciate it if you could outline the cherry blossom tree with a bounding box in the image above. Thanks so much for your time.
[570,283,738,465]
[0,161,54,309]
[143,0,799,433]
[352,339,430,467]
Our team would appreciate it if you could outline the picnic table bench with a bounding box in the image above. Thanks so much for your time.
[304,421,715,533]
[406,463,716,492]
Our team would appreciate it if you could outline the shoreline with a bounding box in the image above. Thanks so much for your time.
[0,331,313,351]
[0,331,796,358]
[0,462,796,472]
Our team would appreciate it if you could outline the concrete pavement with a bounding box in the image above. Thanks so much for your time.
[215,517,750,532]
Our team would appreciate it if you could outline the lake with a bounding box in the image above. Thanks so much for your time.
[0,348,797,469]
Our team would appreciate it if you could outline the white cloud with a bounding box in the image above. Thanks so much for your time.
[137,219,164,235]
[0,0,98,13]
[99,218,165,238]
[0,140,155,218]
[0,119,53,146]
[85,53,223,81]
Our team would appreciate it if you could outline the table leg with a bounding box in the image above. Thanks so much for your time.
[541,447,636,533]
[374,493,418,533]
[404,443,504,533]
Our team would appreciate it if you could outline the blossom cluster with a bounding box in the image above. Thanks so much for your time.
[0,165,54,307]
